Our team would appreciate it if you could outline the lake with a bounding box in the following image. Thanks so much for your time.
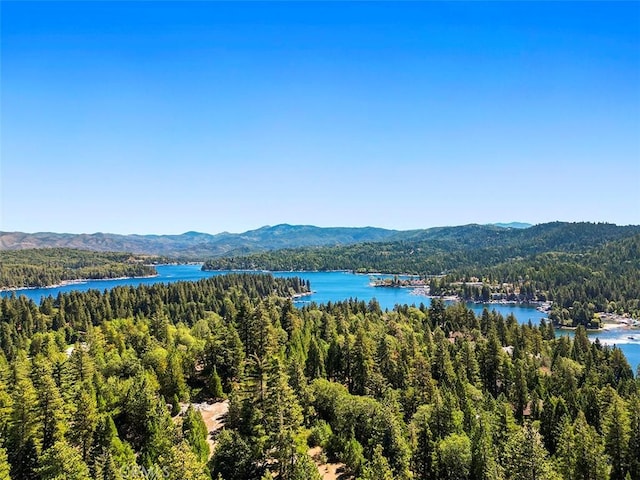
[3,264,639,371]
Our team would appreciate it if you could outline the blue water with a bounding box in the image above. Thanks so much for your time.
[3,265,638,371]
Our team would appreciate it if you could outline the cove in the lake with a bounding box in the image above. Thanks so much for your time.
[3,264,638,371]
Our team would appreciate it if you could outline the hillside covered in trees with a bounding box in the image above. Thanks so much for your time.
[202,222,640,273]
[436,234,640,328]
[0,249,158,290]
[203,223,640,328]
[0,272,638,480]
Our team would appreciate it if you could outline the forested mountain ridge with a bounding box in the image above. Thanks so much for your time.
[0,222,542,259]
[0,248,157,289]
[0,225,400,258]
[0,273,638,479]
[203,222,640,273]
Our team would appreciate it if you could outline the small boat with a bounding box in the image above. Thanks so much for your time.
[628,336,636,341]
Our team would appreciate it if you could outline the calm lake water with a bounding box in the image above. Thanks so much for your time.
[4,264,639,371]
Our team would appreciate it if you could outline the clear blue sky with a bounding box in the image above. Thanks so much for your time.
[2,1,639,234]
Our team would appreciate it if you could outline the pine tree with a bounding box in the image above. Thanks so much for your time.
[68,343,95,385]
[458,339,481,386]
[342,437,365,476]
[141,397,177,467]
[290,453,322,480]
[352,328,373,396]
[247,305,279,360]
[120,372,176,465]
[540,395,569,454]
[160,441,210,480]
[8,374,39,478]
[167,350,189,402]
[31,357,66,450]
[512,359,528,423]
[492,400,518,453]
[429,299,446,328]
[217,325,245,389]
[305,337,325,380]
[557,412,609,480]
[208,367,224,400]
[502,423,558,480]
[603,395,631,480]
[432,328,455,389]
[171,394,181,416]
[209,430,258,480]
[10,437,39,480]
[0,376,13,442]
[360,445,394,480]
[182,405,210,463]
[377,395,412,479]
[410,352,435,410]
[480,327,503,397]
[264,357,303,478]
[410,405,436,479]
[470,412,500,480]
[0,446,10,480]
[38,440,91,480]
[92,451,123,480]
[71,382,98,462]
[91,415,136,476]
[286,356,314,422]
[627,395,640,480]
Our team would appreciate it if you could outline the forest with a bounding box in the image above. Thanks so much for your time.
[203,223,640,328]
[0,249,158,290]
[0,272,638,480]
[201,223,640,274]
[433,234,640,328]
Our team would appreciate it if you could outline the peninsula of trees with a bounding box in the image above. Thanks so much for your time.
[0,248,157,290]
[0,273,638,480]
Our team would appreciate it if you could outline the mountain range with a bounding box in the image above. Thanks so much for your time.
[3,222,633,260]
[0,225,401,258]
[0,223,530,258]
[201,222,640,273]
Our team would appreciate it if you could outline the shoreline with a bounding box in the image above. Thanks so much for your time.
[556,323,635,333]
[292,291,314,299]
[409,289,550,308]
[0,273,159,293]
[359,272,421,277]
[371,282,427,289]
[200,267,351,274]
[555,317,639,333]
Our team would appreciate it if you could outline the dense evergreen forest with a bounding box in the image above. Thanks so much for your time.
[433,234,640,328]
[203,223,640,328]
[0,249,158,289]
[202,223,640,274]
[0,273,638,479]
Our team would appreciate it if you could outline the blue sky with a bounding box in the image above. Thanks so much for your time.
[2,1,639,234]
